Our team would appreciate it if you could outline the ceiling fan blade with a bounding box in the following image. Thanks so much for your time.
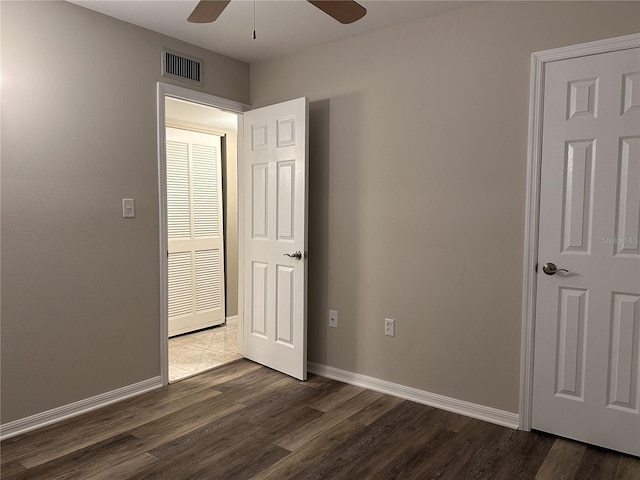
[308,0,367,24]
[188,0,231,23]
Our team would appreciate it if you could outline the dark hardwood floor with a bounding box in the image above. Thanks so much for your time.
[1,360,638,479]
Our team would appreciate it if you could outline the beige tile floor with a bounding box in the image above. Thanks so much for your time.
[168,319,242,382]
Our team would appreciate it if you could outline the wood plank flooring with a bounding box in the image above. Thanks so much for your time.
[1,360,638,479]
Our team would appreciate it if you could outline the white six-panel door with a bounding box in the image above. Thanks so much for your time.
[166,127,225,337]
[242,98,308,380]
[533,48,640,456]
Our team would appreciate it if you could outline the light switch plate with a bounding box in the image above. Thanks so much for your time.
[122,198,135,218]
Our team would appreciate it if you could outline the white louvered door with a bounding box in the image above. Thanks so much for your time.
[533,48,640,456]
[166,127,225,337]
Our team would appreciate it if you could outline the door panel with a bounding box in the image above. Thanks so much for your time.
[609,293,639,411]
[616,137,640,256]
[242,98,308,380]
[533,48,640,456]
[561,140,594,253]
[167,127,225,337]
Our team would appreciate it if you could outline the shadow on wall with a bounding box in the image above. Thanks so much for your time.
[308,99,331,365]
[307,95,363,367]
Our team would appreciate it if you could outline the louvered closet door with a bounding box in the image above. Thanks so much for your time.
[166,127,225,337]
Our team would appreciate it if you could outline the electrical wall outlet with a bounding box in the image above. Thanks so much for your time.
[384,318,395,337]
[328,310,338,328]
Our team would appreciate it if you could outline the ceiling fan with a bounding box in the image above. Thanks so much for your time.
[188,0,367,25]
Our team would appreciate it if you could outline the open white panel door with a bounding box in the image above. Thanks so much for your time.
[242,97,308,380]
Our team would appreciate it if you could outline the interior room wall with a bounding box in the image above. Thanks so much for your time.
[0,0,249,424]
[250,1,640,413]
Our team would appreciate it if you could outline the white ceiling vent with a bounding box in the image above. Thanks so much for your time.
[162,48,203,86]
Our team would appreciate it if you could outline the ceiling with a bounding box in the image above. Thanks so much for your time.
[69,1,476,63]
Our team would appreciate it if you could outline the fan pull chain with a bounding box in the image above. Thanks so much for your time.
[252,0,256,39]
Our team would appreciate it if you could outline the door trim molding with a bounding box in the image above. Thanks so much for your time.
[519,33,640,431]
[157,83,250,385]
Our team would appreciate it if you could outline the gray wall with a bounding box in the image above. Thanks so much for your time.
[251,1,640,413]
[1,1,249,424]
[2,0,638,426]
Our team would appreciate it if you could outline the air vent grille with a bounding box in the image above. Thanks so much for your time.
[162,48,203,86]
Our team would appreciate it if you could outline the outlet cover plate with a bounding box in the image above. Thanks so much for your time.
[385,318,395,337]
[328,310,338,328]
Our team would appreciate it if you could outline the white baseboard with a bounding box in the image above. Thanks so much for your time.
[307,362,519,429]
[226,315,239,324]
[0,376,163,440]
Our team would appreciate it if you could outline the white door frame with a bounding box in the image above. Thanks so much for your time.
[519,33,640,430]
[157,82,251,385]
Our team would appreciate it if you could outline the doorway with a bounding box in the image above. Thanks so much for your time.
[157,83,309,385]
[520,33,640,456]
[158,85,250,382]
